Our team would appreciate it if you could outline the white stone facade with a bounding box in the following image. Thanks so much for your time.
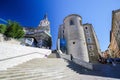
[58,14,89,62]
[58,14,101,62]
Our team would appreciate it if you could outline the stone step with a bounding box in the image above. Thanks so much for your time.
[0,69,78,80]
[8,63,68,70]
[26,58,65,62]
[0,68,71,76]
[13,59,68,68]
[0,68,78,78]
[7,67,67,72]
[26,73,80,80]
[47,53,60,58]
[0,66,76,76]
[0,58,82,80]
[16,58,66,63]
[8,72,64,80]
[12,64,68,69]
[15,62,68,67]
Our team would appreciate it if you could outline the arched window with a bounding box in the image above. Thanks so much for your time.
[70,20,74,25]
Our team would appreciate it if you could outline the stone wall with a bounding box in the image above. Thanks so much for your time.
[58,50,93,70]
[0,42,51,70]
[83,24,100,63]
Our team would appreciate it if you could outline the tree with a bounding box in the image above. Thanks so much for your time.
[5,20,25,39]
[0,24,6,34]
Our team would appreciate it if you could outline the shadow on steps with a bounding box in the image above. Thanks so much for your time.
[66,60,120,79]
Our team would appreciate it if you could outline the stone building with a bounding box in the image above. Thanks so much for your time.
[83,24,101,62]
[57,14,101,63]
[102,50,110,59]
[23,14,52,49]
[109,9,120,58]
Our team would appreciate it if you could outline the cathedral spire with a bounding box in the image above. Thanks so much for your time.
[44,13,48,20]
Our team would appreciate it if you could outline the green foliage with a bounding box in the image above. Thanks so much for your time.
[0,24,6,34]
[5,20,25,39]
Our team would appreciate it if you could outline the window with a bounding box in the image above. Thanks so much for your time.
[73,42,75,44]
[70,20,74,25]
[117,21,119,24]
[86,30,89,33]
[63,26,65,29]
[88,45,93,51]
[86,34,90,37]
[85,27,89,33]
[116,33,118,36]
[89,52,94,56]
[87,38,91,43]
[63,35,64,39]
[80,20,82,25]
[63,30,64,33]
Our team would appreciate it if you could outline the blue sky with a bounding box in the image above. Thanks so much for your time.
[0,0,120,51]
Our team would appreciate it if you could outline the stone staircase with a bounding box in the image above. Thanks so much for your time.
[0,58,81,80]
[0,58,119,80]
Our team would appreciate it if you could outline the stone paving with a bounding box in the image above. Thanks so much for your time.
[67,60,120,80]
[0,58,120,80]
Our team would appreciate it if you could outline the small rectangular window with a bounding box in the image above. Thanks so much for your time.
[70,20,74,25]
[89,52,94,56]
[73,42,75,44]
[88,45,93,51]
[86,30,89,33]
[63,35,64,38]
[87,37,92,43]
[80,20,82,25]
[63,26,65,29]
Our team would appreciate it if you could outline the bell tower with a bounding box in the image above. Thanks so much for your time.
[38,14,50,33]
